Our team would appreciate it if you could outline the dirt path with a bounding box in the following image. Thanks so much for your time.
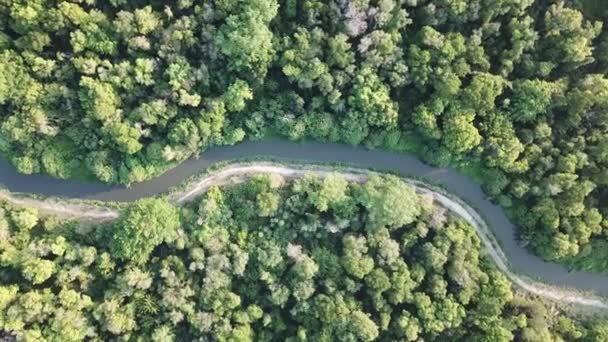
[2,162,607,310]
[0,190,119,220]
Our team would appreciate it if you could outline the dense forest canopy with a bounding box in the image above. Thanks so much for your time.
[1,0,608,286]
[1,174,607,341]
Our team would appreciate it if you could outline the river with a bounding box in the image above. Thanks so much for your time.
[1,138,607,296]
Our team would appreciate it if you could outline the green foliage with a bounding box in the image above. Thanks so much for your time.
[0,1,278,185]
[359,175,421,229]
[442,110,481,154]
[0,0,608,275]
[21,258,55,284]
[506,80,561,123]
[215,0,278,79]
[0,176,599,340]
[110,198,180,264]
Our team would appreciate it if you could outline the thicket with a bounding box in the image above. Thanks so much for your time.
[1,1,608,270]
[1,174,607,341]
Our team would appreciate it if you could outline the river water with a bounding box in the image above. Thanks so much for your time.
[1,138,606,295]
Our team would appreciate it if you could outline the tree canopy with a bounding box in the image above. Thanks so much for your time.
[1,0,608,286]
[1,175,606,340]
[109,198,181,265]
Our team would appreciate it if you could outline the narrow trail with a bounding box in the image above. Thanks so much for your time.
[2,162,607,310]
[0,191,119,220]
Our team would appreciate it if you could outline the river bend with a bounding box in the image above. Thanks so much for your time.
[1,138,607,298]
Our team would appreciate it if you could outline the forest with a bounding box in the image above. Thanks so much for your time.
[1,174,608,341]
[1,0,608,315]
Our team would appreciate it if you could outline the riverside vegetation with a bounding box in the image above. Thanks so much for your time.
[2,0,608,339]
[2,0,608,272]
[1,174,608,341]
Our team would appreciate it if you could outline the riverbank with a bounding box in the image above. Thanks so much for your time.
[2,158,608,310]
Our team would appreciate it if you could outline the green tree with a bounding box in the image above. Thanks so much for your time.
[348,66,398,128]
[541,2,602,69]
[506,79,561,122]
[110,198,180,264]
[359,175,421,229]
[215,0,279,79]
[442,110,481,154]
